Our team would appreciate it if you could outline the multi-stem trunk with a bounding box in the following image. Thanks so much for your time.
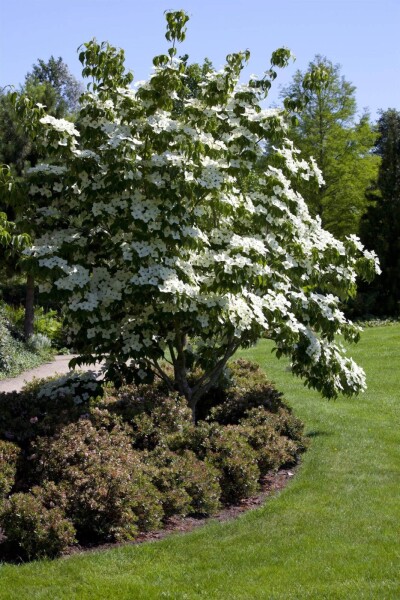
[171,331,238,423]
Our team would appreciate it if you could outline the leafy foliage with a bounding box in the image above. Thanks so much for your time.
[0,304,53,378]
[32,420,162,543]
[0,492,76,561]
[3,303,63,344]
[0,440,20,498]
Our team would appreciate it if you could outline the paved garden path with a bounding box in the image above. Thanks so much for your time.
[0,355,103,393]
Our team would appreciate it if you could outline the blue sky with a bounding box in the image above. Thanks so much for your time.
[2,0,399,120]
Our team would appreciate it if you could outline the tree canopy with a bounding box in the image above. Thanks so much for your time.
[15,11,379,418]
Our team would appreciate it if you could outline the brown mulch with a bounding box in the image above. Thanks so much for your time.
[65,465,298,559]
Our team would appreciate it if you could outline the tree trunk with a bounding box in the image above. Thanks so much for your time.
[171,334,239,424]
[188,397,198,424]
[24,274,35,339]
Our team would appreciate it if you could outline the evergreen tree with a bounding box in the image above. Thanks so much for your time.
[359,109,400,316]
[281,55,379,238]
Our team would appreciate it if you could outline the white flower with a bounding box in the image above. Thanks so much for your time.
[40,115,79,137]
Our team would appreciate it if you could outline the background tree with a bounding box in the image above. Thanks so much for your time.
[358,109,400,316]
[281,55,379,238]
[0,59,82,337]
[25,56,83,115]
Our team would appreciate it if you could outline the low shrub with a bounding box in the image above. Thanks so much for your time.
[182,453,221,516]
[237,420,299,475]
[0,373,103,446]
[0,492,76,561]
[243,407,308,451]
[0,440,20,498]
[207,359,287,425]
[205,427,260,504]
[130,394,193,450]
[147,448,221,517]
[146,454,192,518]
[167,420,220,458]
[105,385,193,450]
[127,478,164,532]
[32,420,163,543]
[0,359,307,561]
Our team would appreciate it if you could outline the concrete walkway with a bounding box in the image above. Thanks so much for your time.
[0,355,103,393]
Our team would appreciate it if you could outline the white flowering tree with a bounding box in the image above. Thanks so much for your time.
[17,11,379,420]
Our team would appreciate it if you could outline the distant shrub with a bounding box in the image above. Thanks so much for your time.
[34,307,64,343]
[26,333,52,352]
[4,304,63,344]
[0,304,54,379]
[2,304,25,336]
[0,305,16,373]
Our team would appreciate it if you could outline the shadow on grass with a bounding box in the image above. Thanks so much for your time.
[306,430,333,439]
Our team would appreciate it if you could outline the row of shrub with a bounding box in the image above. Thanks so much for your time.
[0,359,308,562]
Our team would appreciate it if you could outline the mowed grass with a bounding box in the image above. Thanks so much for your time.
[0,324,399,599]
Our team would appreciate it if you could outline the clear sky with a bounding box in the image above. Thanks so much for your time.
[2,0,399,120]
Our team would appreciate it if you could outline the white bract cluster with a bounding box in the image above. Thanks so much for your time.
[22,12,380,409]
[37,371,102,405]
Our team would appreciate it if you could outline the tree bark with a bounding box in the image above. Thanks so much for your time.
[24,273,35,339]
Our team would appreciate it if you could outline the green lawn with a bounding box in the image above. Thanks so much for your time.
[1,324,399,599]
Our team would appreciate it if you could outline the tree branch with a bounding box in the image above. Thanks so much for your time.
[145,358,175,391]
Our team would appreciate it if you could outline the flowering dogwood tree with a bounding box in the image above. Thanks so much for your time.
[18,11,379,419]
